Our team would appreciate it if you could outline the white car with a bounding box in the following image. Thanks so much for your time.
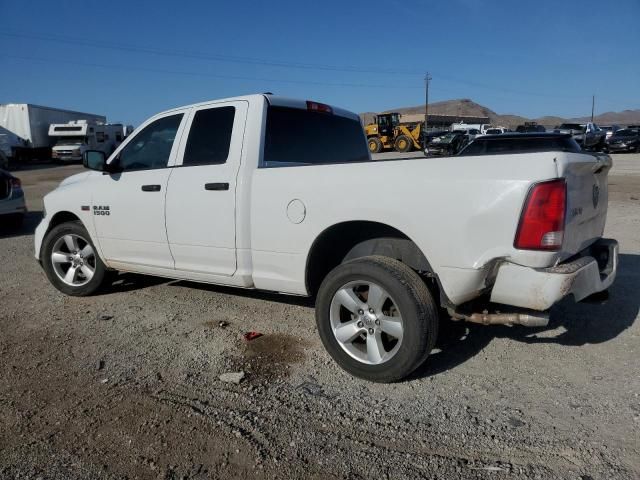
[484,127,508,135]
[34,94,618,382]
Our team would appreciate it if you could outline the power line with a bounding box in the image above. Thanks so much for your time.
[2,31,627,104]
[0,31,425,76]
[0,54,424,90]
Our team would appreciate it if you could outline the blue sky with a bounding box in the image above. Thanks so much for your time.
[1,0,638,126]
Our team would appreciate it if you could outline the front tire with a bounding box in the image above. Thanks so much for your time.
[368,137,382,154]
[41,221,107,296]
[394,135,412,153]
[316,256,438,382]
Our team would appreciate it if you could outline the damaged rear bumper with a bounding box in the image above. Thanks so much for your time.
[489,238,619,311]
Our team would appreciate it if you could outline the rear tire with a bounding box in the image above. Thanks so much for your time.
[394,135,412,153]
[41,221,107,296]
[368,137,382,154]
[316,256,438,382]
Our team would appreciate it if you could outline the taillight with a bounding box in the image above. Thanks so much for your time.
[306,101,333,114]
[514,179,566,250]
[10,177,21,189]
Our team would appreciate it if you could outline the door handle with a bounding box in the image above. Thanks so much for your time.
[141,184,161,192]
[204,182,229,191]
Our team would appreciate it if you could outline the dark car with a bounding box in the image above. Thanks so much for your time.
[515,123,546,133]
[599,124,621,140]
[425,131,467,156]
[605,128,640,153]
[457,132,582,156]
[422,130,450,145]
[0,169,27,226]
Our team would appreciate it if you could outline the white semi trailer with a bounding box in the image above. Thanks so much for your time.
[0,103,106,162]
[49,121,131,163]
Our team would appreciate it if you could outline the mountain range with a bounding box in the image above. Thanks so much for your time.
[360,99,640,129]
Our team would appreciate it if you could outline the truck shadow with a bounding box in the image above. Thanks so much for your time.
[0,211,42,239]
[102,274,316,308]
[412,253,639,379]
[98,253,638,381]
[171,280,316,308]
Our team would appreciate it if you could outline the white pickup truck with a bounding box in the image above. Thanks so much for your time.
[35,94,618,382]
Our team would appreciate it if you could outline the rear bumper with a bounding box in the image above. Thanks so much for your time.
[52,155,82,162]
[0,195,27,216]
[606,145,635,152]
[489,239,618,311]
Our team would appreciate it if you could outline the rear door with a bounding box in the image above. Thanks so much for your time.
[165,101,248,276]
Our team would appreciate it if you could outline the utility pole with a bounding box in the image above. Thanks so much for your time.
[424,72,432,153]
[424,72,431,131]
[591,95,595,122]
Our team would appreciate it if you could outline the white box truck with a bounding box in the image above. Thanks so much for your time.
[0,104,106,163]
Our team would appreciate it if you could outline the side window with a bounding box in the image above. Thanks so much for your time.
[117,114,183,171]
[182,106,235,166]
[96,131,105,143]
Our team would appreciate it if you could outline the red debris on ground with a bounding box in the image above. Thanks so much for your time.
[243,331,263,342]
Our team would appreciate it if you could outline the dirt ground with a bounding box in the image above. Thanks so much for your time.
[1,154,639,479]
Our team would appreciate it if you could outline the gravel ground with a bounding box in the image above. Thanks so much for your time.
[1,154,639,479]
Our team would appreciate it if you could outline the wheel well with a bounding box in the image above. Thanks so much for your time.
[47,211,81,232]
[305,221,435,297]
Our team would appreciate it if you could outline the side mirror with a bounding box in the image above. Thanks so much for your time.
[83,150,106,171]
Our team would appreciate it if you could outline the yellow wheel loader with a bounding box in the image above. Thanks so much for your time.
[365,113,423,154]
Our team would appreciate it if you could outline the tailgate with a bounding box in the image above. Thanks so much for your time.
[560,152,611,258]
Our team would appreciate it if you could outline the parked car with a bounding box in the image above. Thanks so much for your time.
[553,122,606,151]
[458,133,582,156]
[0,169,26,226]
[453,128,481,143]
[483,127,508,135]
[425,131,467,155]
[599,125,620,140]
[515,123,546,133]
[605,128,640,153]
[34,94,618,382]
[422,130,450,144]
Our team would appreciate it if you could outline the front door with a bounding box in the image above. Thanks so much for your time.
[165,101,248,276]
[92,111,187,269]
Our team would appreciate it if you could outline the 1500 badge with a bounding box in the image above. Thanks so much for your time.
[93,205,110,216]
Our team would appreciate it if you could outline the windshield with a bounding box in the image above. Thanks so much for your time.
[559,124,583,131]
[54,136,86,146]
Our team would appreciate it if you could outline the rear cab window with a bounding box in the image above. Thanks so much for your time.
[263,106,369,167]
